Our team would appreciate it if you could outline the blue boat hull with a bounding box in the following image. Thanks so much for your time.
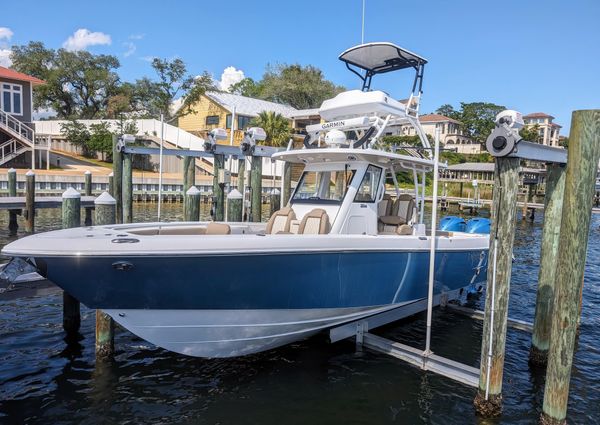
[36,249,487,311]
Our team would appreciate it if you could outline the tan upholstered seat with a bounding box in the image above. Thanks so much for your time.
[206,222,231,235]
[378,194,393,231]
[379,194,416,230]
[298,208,330,234]
[266,207,296,234]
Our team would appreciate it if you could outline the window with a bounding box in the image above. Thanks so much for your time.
[226,114,254,130]
[1,83,22,115]
[205,115,219,125]
[292,168,355,204]
[354,165,383,203]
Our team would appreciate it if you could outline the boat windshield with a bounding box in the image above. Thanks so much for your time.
[292,168,355,204]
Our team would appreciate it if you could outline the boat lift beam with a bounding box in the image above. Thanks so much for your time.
[121,145,282,159]
[485,110,567,164]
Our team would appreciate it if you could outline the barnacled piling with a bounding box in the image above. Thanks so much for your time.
[474,156,520,417]
[530,163,566,366]
[94,192,117,359]
[541,110,600,425]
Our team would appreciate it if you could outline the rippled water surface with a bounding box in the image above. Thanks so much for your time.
[0,204,599,424]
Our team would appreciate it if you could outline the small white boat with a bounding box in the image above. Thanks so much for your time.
[2,42,489,358]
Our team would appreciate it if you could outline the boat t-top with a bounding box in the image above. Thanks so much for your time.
[2,42,489,358]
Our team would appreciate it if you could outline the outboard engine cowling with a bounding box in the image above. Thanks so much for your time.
[439,216,467,232]
[465,218,491,234]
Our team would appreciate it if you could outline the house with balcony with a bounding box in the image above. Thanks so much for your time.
[523,112,562,147]
[177,91,298,144]
[388,113,481,154]
[0,66,48,168]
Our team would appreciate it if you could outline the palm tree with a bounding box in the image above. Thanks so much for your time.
[250,111,290,147]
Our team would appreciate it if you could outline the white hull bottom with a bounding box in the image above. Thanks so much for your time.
[105,303,413,358]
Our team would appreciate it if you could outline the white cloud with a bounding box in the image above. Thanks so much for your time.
[0,27,13,41]
[219,66,245,91]
[63,28,111,51]
[0,49,11,67]
[123,42,136,58]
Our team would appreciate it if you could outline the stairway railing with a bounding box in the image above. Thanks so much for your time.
[0,109,35,146]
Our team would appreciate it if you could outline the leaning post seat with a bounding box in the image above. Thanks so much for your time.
[266,207,297,234]
[298,208,331,235]
[379,194,416,232]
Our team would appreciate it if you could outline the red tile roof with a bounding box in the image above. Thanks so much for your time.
[419,113,461,124]
[523,112,554,119]
[0,66,45,86]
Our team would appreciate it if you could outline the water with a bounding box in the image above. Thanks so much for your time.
[1,205,599,424]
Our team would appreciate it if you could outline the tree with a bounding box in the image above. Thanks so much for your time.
[60,121,91,156]
[229,77,263,98]
[250,111,290,147]
[434,102,505,143]
[133,58,215,122]
[519,123,541,143]
[435,104,460,120]
[88,122,113,160]
[258,64,345,109]
[11,42,121,118]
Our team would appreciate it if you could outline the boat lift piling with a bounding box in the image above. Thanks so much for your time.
[250,155,262,222]
[212,154,225,221]
[530,163,566,366]
[282,161,292,206]
[112,135,123,224]
[122,153,133,224]
[227,189,243,222]
[184,186,201,221]
[94,192,117,360]
[108,172,114,197]
[541,110,600,425]
[8,168,18,235]
[61,188,81,336]
[269,189,281,217]
[473,156,520,416]
[25,170,35,233]
[84,171,93,226]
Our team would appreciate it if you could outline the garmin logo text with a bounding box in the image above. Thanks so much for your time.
[322,121,345,129]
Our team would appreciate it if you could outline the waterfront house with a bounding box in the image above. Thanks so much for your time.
[523,112,562,147]
[177,91,298,143]
[0,66,46,168]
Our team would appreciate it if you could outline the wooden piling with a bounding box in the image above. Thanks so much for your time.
[25,170,35,233]
[473,157,520,417]
[269,189,281,216]
[184,186,201,221]
[530,163,566,366]
[282,162,292,206]
[108,172,114,197]
[521,185,530,220]
[227,189,243,222]
[213,154,225,221]
[250,156,262,222]
[84,170,93,226]
[541,110,600,425]
[122,153,133,224]
[94,191,116,359]
[237,158,246,192]
[8,168,18,235]
[183,156,196,194]
[112,135,123,224]
[62,187,81,335]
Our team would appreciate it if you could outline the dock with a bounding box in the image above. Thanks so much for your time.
[0,196,96,209]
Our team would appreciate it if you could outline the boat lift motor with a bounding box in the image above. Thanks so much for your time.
[485,109,567,164]
[116,134,136,151]
[240,127,267,155]
[203,128,228,152]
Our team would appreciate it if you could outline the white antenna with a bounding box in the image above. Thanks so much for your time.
[361,0,366,44]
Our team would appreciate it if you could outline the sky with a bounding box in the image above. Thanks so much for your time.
[1,0,599,134]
